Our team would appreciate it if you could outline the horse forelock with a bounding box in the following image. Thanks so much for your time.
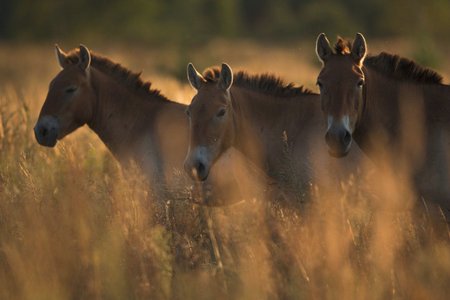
[334,37,352,55]
[202,67,221,83]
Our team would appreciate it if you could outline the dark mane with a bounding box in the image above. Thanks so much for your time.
[365,52,443,84]
[333,37,443,84]
[202,67,314,97]
[65,49,170,101]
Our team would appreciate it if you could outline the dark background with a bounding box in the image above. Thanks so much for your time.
[1,0,449,44]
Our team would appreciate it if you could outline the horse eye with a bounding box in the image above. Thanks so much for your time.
[185,109,191,117]
[65,86,77,93]
[216,108,226,117]
[357,79,365,88]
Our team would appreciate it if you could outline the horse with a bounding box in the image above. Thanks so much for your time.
[184,63,363,203]
[33,45,246,206]
[315,33,450,219]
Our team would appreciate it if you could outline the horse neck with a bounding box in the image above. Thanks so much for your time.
[86,68,175,160]
[356,67,450,157]
[423,83,450,122]
[231,87,320,166]
[355,68,395,143]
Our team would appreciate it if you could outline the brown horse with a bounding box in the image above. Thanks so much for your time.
[315,33,450,217]
[184,63,362,198]
[34,45,188,185]
[34,45,244,205]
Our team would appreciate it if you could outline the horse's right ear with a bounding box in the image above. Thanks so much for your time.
[55,44,69,69]
[218,63,233,91]
[316,33,333,63]
[78,44,91,71]
[187,63,205,90]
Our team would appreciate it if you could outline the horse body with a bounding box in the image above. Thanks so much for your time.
[316,33,450,216]
[360,69,450,206]
[89,67,188,180]
[229,86,322,183]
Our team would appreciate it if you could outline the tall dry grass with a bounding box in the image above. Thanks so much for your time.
[0,41,449,299]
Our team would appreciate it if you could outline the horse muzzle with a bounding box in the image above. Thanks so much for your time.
[184,158,211,181]
[34,116,60,147]
[184,146,212,181]
[325,126,352,158]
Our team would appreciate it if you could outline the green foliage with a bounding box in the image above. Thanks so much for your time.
[1,0,449,44]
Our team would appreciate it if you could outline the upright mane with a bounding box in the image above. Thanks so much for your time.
[202,67,314,97]
[364,52,443,84]
[333,37,443,84]
[65,49,170,101]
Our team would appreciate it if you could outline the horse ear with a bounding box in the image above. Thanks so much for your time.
[218,63,233,91]
[316,33,333,63]
[187,63,205,90]
[78,44,91,71]
[351,33,367,65]
[55,44,69,69]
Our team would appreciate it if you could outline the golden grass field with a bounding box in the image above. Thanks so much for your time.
[0,39,450,299]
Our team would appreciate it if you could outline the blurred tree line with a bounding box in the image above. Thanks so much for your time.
[0,0,449,44]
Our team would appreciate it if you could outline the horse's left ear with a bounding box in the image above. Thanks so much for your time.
[78,44,91,71]
[55,45,69,69]
[218,63,233,91]
[351,33,367,65]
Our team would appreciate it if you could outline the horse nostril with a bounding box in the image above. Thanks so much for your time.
[342,130,352,146]
[197,161,205,175]
[40,127,48,137]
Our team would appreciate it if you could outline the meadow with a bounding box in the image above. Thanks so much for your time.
[0,39,450,299]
